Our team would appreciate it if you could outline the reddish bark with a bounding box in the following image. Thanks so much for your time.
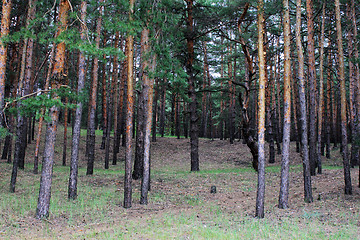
[124,0,136,209]
[335,0,352,195]
[86,0,104,175]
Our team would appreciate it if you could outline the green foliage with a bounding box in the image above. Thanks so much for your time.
[5,86,87,122]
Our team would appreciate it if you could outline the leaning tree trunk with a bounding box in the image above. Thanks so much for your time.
[68,1,87,200]
[335,0,352,195]
[36,0,69,219]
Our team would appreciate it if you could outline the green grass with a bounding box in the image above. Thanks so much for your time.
[0,157,359,239]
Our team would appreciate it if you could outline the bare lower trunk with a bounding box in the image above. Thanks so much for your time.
[68,1,87,199]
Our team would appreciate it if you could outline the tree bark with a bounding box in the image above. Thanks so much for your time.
[335,0,352,195]
[296,0,313,203]
[11,0,37,192]
[124,0,136,209]
[256,0,266,218]
[185,0,199,172]
[317,2,326,174]
[140,27,156,205]
[306,0,318,176]
[0,0,12,129]
[36,0,69,219]
[68,1,87,200]
[86,0,104,175]
[278,0,291,209]
[111,32,120,166]
[347,1,360,168]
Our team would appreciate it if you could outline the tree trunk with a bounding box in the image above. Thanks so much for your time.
[317,2,326,174]
[255,0,266,218]
[185,0,199,172]
[306,0,317,176]
[347,1,360,168]
[159,78,166,137]
[0,0,12,128]
[151,79,158,142]
[86,0,104,175]
[111,32,120,166]
[68,1,87,200]
[11,0,37,192]
[133,84,145,180]
[124,0,135,209]
[325,49,332,159]
[36,0,69,219]
[296,0,313,203]
[335,0,352,195]
[33,44,55,174]
[100,56,107,150]
[140,27,156,205]
[278,0,291,209]
[266,58,275,163]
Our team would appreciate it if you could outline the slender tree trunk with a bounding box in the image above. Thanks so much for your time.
[175,94,180,139]
[0,0,12,129]
[185,0,199,172]
[348,0,360,185]
[151,79,158,142]
[306,0,318,176]
[111,32,120,166]
[36,0,69,219]
[62,109,68,166]
[267,59,275,163]
[140,27,156,205]
[68,1,87,200]
[86,0,104,175]
[104,69,113,170]
[317,3,326,174]
[159,79,166,137]
[11,0,37,192]
[100,55,107,150]
[255,0,266,218]
[228,44,235,144]
[278,0,291,209]
[296,0,313,203]
[335,0,352,195]
[124,0,136,209]
[325,49,332,159]
[183,102,188,139]
[33,44,55,174]
[347,1,360,168]
[133,84,145,180]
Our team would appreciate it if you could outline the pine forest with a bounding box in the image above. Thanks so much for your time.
[0,0,359,238]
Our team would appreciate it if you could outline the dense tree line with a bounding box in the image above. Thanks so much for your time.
[0,0,359,219]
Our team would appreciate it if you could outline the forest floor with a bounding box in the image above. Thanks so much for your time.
[0,127,360,239]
